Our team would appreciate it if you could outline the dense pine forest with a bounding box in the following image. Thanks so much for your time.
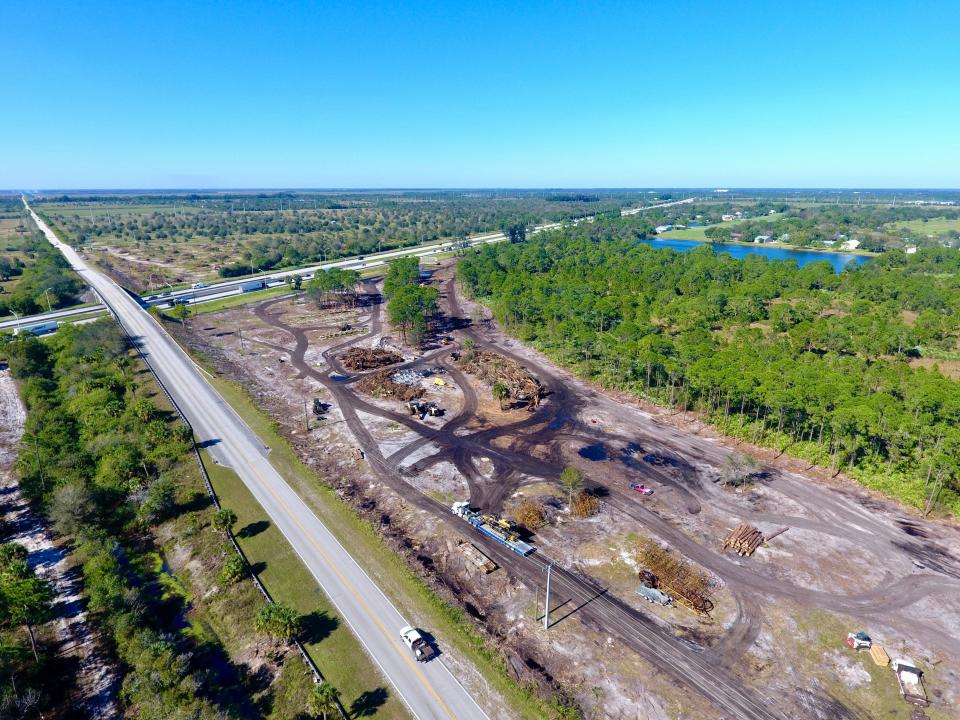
[457,218,960,514]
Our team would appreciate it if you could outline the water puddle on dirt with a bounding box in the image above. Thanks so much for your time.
[578,443,608,461]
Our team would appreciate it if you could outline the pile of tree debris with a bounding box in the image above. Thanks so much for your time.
[341,347,403,371]
[455,348,543,407]
[636,537,714,615]
[356,369,424,401]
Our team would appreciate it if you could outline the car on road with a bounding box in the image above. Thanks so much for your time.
[629,482,654,496]
[191,282,207,289]
[400,626,435,662]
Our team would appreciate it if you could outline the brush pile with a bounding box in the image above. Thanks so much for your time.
[455,349,543,406]
[357,369,425,401]
[341,347,403,371]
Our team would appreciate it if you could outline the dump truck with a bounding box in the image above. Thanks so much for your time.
[451,501,535,556]
[892,658,929,706]
[638,582,672,606]
[400,626,435,662]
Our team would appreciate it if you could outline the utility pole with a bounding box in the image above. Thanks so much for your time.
[237,328,245,352]
[43,288,53,313]
[303,398,310,432]
[543,562,553,630]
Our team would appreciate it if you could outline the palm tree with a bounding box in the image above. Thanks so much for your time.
[492,382,510,411]
[212,508,237,537]
[309,681,342,720]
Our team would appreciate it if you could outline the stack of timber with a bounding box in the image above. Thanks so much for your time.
[636,538,714,615]
[721,524,767,556]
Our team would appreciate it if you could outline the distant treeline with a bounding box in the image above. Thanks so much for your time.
[545,193,600,202]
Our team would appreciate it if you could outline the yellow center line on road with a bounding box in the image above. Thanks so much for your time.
[245,460,458,720]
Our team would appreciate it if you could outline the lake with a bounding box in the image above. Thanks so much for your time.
[641,237,871,272]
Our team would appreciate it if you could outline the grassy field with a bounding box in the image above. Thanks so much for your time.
[183,345,578,720]
[658,225,710,240]
[886,217,960,237]
[190,285,296,315]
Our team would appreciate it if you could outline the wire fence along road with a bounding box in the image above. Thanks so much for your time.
[25,198,489,720]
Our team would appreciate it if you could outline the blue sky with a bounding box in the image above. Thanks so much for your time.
[2,1,958,189]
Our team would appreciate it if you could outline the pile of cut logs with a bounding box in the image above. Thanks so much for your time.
[721,524,766,556]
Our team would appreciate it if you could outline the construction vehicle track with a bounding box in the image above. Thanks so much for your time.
[247,273,960,718]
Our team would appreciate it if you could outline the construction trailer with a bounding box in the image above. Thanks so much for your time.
[451,502,535,556]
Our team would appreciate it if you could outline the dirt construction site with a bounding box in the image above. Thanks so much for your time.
[178,262,960,720]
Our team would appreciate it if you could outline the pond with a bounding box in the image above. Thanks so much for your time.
[641,237,871,272]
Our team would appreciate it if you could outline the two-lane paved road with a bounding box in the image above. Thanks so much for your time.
[24,198,489,720]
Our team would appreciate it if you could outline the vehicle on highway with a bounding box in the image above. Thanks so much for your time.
[191,282,207,289]
[400,626,436,662]
[629,482,654,496]
[13,321,59,336]
[238,279,266,293]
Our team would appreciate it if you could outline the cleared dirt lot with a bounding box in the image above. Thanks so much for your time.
[177,265,960,720]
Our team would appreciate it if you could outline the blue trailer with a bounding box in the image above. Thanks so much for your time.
[451,502,535,556]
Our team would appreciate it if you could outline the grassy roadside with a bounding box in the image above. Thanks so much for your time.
[141,361,320,718]
[181,338,578,720]
[201,452,409,719]
[190,286,295,315]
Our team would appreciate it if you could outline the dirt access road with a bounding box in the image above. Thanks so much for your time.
[250,282,786,719]
[243,264,960,718]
